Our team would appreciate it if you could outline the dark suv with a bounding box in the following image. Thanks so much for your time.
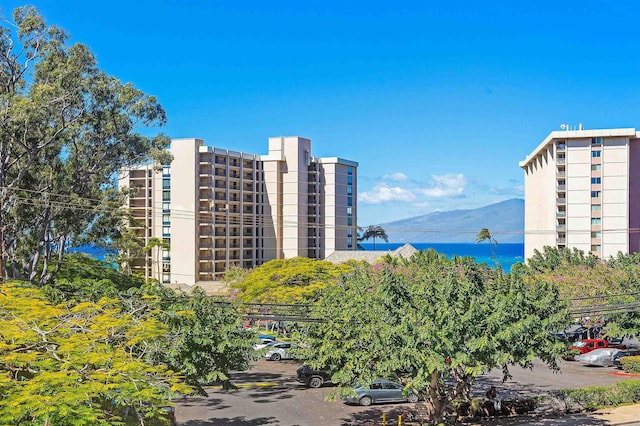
[612,349,640,369]
[296,365,333,388]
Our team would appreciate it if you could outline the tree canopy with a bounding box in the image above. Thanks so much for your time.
[358,225,389,250]
[0,283,192,425]
[301,250,570,423]
[0,6,171,285]
[229,257,355,304]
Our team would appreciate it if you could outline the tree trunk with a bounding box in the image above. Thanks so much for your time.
[426,371,448,424]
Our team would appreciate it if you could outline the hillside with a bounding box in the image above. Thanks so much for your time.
[379,198,524,244]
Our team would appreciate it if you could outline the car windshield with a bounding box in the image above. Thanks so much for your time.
[573,341,587,348]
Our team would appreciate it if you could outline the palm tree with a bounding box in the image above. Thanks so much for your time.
[358,225,389,251]
[143,237,170,283]
[476,228,498,258]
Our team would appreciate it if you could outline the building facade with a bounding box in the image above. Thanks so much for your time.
[520,127,640,260]
[119,136,358,285]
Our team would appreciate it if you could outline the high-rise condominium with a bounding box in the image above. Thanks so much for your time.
[520,127,640,260]
[119,136,358,285]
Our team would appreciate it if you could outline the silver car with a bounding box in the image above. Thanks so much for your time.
[577,348,623,367]
[343,379,418,406]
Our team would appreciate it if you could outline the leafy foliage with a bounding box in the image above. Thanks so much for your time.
[301,250,570,424]
[0,6,170,285]
[230,257,353,303]
[0,283,192,425]
[523,248,640,338]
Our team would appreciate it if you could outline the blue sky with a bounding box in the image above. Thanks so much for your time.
[4,1,640,225]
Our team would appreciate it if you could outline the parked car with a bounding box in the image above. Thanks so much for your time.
[296,365,333,388]
[264,342,298,361]
[254,339,277,351]
[343,379,419,406]
[566,339,626,360]
[612,349,640,369]
[561,326,603,342]
[576,348,623,367]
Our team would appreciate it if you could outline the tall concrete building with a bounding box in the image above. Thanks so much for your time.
[119,136,358,285]
[520,127,640,260]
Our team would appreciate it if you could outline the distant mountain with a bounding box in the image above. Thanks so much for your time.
[379,198,524,244]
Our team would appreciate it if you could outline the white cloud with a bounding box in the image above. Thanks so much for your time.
[359,183,416,204]
[419,174,467,197]
[381,172,408,182]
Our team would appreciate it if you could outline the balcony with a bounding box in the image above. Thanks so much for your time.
[556,184,566,191]
[557,144,566,151]
[556,237,566,244]
[556,211,566,217]
[556,197,567,204]
[556,171,566,178]
[557,158,566,165]
[556,224,567,231]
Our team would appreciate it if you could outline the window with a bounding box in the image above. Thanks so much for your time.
[591,218,602,225]
[347,228,353,237]
[591,191,601,198]
[347,175,353,185]
[591,204,601,212]
[163,179,170,189]
[347,217,353,226]
[347,186,352,195]
[163,226,170,236]
[591,137,603,145]
[162,191,170,201]
[347,166,353,175]
[592,150,601,158]
[347,197,352,207]
[591,245,601,252]
[163,202,170,211]
[591,231,601,238]
[162,165,171,176]
[347,239,353,248]
[591,177,601,184]
[591,164,602,171]
[163,213,170,224]
[347,207,352,216]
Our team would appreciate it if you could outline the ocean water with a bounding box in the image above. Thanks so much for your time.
[359,242,525,272]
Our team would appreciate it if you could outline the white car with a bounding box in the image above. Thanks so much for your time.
[254,337,277,351]
[264,342,297,361]
[577,348,623,367]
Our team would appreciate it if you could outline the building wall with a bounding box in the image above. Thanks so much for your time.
[169,138,201,285]
[123,135,357,285]
[566,138,591,252]
[629,138,640,253]
[523,144,557,260]
[521,128,637,261]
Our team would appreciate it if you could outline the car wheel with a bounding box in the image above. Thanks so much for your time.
[270,353,282,361]
[308,377,324,388]
[360,396,373,406]
[408,393,419,403]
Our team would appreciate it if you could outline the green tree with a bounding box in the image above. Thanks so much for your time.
[358,225,389,250]
[301,251,570,424]
[476,227,498,258]
[230,257,353,304]
[0,283,192,425]
[0,6,171,285]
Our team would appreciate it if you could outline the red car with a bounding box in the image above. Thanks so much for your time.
[566,339,626,360]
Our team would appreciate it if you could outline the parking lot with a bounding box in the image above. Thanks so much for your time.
[174,356,639,426]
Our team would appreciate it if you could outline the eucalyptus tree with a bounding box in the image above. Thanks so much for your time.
[0,6,171,285]
[302,250,570,424]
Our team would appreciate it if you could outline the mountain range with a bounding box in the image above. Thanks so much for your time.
[378,198,524,244]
